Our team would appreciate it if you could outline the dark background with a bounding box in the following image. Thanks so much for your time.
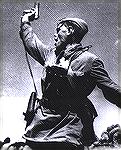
[0,0,121,142]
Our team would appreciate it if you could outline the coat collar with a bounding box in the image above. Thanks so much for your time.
[64,43,83,60]
[56,44,92,64]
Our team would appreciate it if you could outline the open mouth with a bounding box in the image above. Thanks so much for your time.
[54,38,59,46]
[54,38,58,42]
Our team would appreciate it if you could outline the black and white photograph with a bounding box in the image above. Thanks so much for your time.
[0,0,121,150]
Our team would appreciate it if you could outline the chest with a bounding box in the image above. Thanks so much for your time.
[44,54,92,81]
[41,53,70,80]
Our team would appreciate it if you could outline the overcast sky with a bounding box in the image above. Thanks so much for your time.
[0,0,120,97]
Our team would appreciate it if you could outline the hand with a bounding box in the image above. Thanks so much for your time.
[21,8,36,23]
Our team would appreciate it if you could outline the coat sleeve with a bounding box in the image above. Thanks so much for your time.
[90,59,121,108]
[19,22,50,66]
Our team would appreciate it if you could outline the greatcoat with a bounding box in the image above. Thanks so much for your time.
[19,22,121,147]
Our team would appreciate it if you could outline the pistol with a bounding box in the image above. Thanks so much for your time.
[34,2,40,20]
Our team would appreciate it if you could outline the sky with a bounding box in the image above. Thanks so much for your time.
[0,0,121,144]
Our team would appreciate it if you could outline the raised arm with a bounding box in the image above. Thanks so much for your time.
[19,9,50,66]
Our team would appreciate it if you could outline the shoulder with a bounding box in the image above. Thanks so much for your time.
[77,51,98,62]
[71,51,99,67]
[70,51,99,73]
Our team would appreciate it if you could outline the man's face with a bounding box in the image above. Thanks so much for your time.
[54,23,70,54]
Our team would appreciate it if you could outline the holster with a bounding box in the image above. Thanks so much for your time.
[23,92,37,128]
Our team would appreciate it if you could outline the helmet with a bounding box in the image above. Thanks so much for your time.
[58,18,88,36]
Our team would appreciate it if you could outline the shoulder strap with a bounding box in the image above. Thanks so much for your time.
[25,51,38,94]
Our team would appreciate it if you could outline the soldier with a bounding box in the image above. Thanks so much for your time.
[13,7,121,150]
